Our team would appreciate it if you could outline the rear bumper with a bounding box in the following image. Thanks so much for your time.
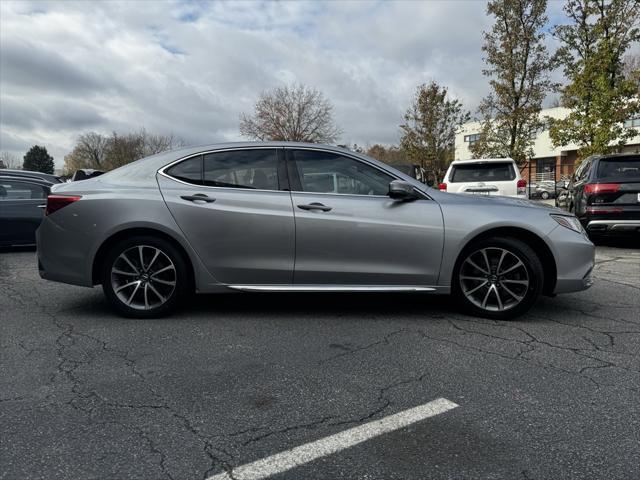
[586,219,640,233]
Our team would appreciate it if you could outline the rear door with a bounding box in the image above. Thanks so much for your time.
[157,148,295,285]
[447,161,518,196]
[0,179,48,245]
[287,149,444,286]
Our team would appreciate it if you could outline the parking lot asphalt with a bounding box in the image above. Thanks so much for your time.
[1,243,639,480]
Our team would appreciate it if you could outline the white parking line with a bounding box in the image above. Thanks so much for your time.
[207,397,459,480]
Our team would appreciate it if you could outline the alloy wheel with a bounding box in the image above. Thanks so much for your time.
[459,247,530,312]
[110,245,176,310]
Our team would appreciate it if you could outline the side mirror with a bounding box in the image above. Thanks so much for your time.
[388,180,419,200]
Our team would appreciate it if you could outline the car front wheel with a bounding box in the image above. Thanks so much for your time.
[101,236,189,318]
[453,237,544,320]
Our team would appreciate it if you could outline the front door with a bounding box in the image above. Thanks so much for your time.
[157,148,295,285]
[287,149,444,286]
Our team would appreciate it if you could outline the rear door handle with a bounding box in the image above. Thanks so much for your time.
[181,194,216,203]
[297,202,332,212]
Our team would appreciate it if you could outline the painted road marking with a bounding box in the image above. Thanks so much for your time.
[207,397,459,480]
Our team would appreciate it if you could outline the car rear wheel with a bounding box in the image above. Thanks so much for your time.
[101,236,189,318]
[541,191,549,200]
[453,237,544,320]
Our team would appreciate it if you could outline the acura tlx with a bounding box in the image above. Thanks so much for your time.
[36,142,595,319]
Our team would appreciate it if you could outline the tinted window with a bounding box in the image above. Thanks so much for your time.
[166,155,202,184]
[596,157,640,179]
[450,162,515,182]
[204,149,278,190]
[0,180,46,200]
[292,150,393,196]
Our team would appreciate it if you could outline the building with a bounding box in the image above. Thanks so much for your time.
[454,107,640,182]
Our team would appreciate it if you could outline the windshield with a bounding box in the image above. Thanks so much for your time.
[450,162,516,182]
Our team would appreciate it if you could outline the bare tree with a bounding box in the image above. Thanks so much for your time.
[64,129,185,173]
[0,151,21,169]
[240,84,341,143]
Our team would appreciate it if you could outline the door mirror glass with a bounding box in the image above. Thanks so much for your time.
[388,180,418,200]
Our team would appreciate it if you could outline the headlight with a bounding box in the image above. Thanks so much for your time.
[550,214,585,234]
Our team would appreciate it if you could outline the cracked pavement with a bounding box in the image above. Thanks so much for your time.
[1,243,639,480]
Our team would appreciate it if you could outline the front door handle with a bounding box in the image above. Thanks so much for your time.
[181,194,216,203]
[297,202,332,212]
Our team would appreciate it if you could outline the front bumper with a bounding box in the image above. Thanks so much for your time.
[546,225,595,294]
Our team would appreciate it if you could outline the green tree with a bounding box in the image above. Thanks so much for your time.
[550,0,640,159]
[23,145,54,174]
[471,0,554,165]
[400,81,470,179]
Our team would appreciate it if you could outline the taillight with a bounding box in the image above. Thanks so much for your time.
[45,195,82,216]
[517,179,527,188]
[584,183,620,195]
[438,183,447,191]
[517,179,527,196]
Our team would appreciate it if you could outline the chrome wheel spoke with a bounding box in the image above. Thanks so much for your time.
[501,283,524,301]
[144,283,149,309]
[115,280,139,293]
[480,249,491,273]
[501,279,528,285]
[127,282,141,305]
[465,258,489,274]
[500,260,524,275]
[464,280,488,295]
[112,269,138,276]
[138,246,145,270]
[152,278,176,286]
[481,285,493,308]
[151,265,175,277]
[496,250,507,274]
[148,283,165,303]
[147,249,161,271]
[494,286,503,310]
[460,276,486,281]
[119,254,139,274]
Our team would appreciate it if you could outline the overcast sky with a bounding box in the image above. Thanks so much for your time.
[0,0,586,168]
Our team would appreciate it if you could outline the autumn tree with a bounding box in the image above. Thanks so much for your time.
[400,81,470,179]
[471,0,554,165]
[23,145,54,174]
[550,0,640,158]
[365,144,408,166]
[240,84,341,143]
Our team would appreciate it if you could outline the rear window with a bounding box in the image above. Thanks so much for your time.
[596,157,640,179]
[450,162,516,183]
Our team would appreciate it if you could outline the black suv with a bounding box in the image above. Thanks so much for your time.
[561,153,640,237]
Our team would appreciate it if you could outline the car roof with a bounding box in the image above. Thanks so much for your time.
[0,169,62,183]
[450,158,515,165]
[0,174,54,186]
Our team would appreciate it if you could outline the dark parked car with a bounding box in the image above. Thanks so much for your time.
[530,180,567,200]
[0,171,58,246]
[561,153,640,236]
[71,169,104,182]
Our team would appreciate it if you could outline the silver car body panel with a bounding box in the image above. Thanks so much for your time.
[36,141,594,297]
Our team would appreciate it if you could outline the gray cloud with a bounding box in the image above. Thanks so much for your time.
[0,0,578,168]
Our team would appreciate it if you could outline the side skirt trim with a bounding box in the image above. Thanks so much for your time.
[227,285,438,292]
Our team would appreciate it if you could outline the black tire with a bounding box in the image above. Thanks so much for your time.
[452,236,544,320]
[101,235,189,318]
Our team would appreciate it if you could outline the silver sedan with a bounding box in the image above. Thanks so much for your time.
[36,142,595,319]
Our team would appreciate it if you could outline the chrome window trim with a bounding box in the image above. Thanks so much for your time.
[158,146,285,194]
[287,146,431,201]
[157,145,433,200]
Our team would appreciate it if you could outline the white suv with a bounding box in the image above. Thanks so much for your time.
[439,158,527,198]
